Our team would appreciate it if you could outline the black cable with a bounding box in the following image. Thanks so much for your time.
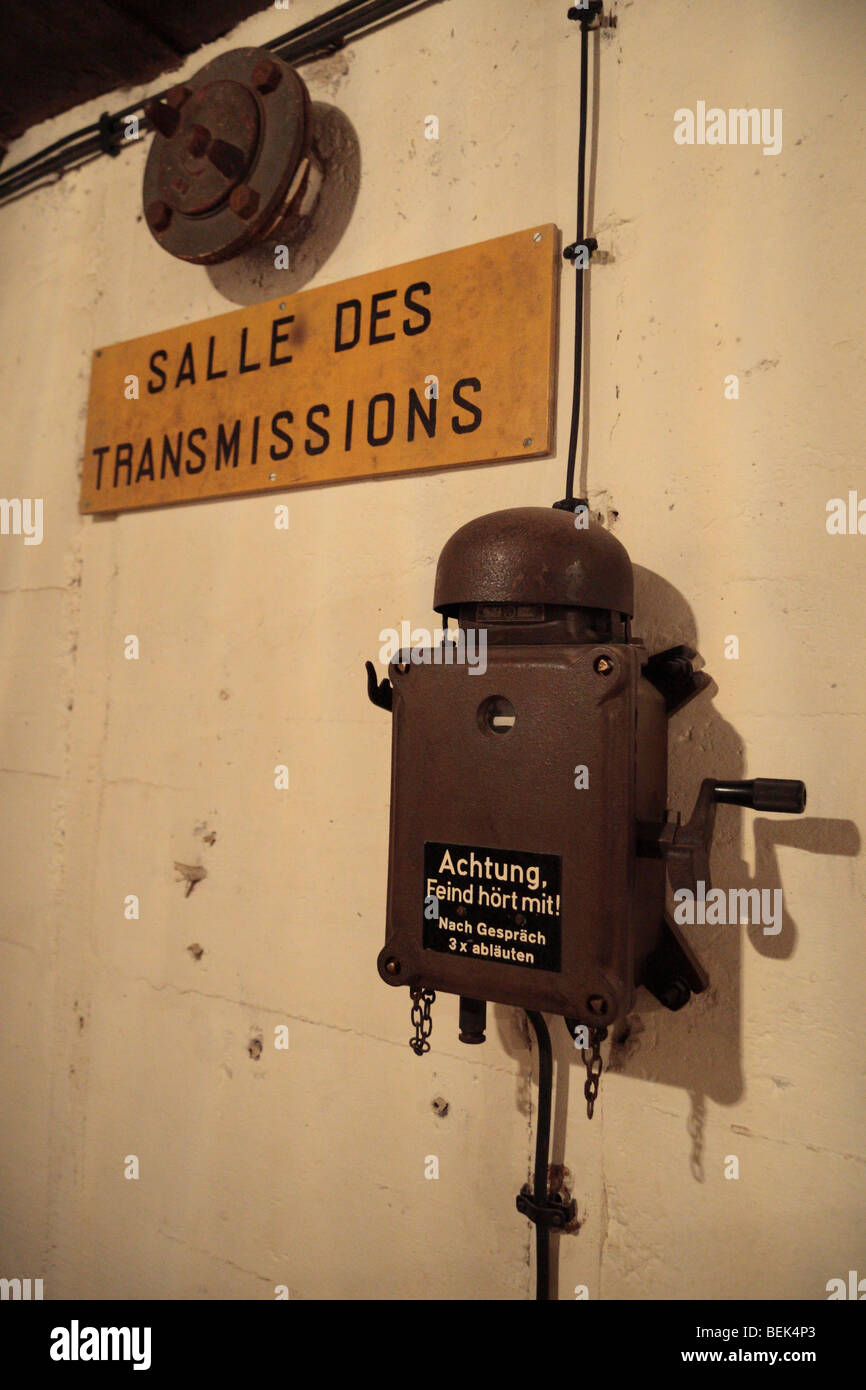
[563,13,591,503]
[0,136,105,202]
[0,122,101,181]
[525,1009,553,1302]
[555,1,603,513]
[264,0,378,50]
[0,0,436,205]
[270,0,436,65]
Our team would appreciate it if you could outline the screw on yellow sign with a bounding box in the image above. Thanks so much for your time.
[79,225,559,513]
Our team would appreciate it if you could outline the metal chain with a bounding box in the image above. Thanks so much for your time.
[581,1025,607,1118]
[409,987,435,1056]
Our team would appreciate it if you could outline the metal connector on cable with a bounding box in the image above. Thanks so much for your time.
[567,1,604,25]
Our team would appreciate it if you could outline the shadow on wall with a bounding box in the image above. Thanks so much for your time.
[493,563,858,1192]
[207,102,361,305]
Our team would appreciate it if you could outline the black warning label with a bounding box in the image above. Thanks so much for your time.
[423,841,562,972]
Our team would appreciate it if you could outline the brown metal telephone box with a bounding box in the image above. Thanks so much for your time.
[373,506,678,1030]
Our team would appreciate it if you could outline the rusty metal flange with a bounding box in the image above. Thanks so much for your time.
[143,46,313,264]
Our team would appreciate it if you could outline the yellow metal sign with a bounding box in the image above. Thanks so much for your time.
[79,225,559,514]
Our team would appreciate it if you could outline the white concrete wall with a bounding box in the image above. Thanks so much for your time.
[0,0,863,1300]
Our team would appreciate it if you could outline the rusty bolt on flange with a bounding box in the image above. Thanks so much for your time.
[186,123,211,158]
[147,200,172,232]
[146,100,180,138]
[165,85,192,110]
[252,58,282,93]
[207,137,245,180]
[230,183,260,220]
